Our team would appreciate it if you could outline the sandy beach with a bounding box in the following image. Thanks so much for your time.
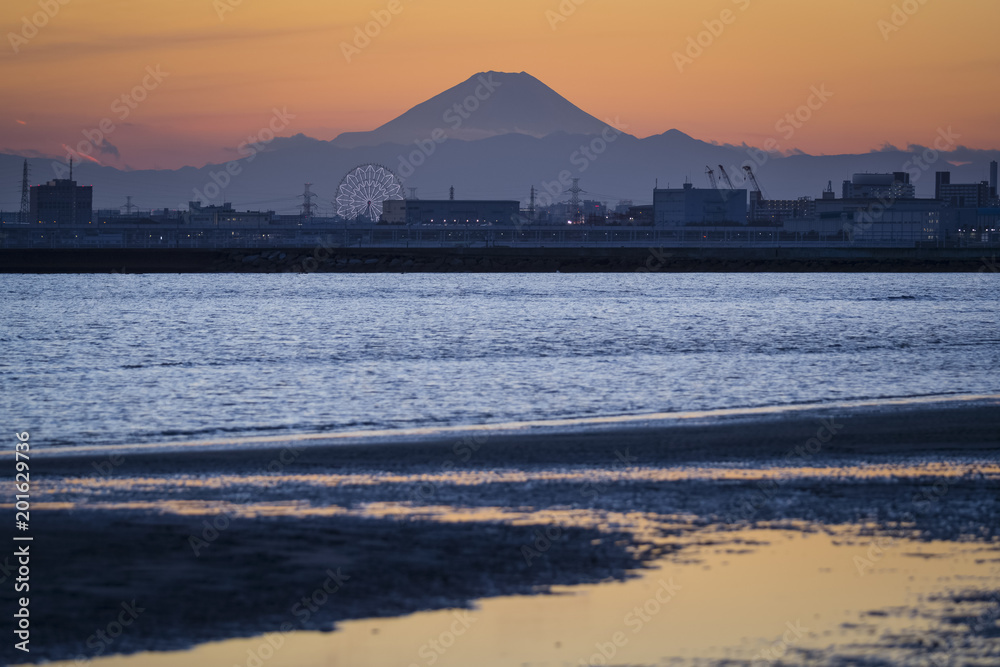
[7,396,998,665]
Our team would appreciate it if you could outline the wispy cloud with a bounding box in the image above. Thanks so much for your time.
[0,23,345,63]
[97,138,120,158]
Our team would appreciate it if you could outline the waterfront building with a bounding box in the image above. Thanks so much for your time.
[935,172,993,209]
[382,199,520,225]
[841,173,915,200]
[29,178,93,225]
[187,202,274,228]
[652,184,748,226]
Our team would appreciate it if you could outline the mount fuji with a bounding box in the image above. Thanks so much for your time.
[1,71,996,212]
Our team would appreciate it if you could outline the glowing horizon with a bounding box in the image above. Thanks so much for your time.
[1,0,998,170]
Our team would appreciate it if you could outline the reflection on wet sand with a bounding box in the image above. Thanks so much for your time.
[13,401,1000,666]
[28,459,1000,500]
[27,529,999,667]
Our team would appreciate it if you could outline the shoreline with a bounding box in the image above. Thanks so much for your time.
[11,397,1000,664]
[31,394,1000,476]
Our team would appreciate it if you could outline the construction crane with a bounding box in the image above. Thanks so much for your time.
[742,166,767,199]
[705,166,718,190]
[717,165,736,190]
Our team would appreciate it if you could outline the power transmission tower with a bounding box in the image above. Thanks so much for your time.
[123,196,135,216]
[566,178,585,223]
[298,183,317,222]
[19,159,30,224]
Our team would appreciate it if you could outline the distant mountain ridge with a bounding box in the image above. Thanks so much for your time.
[2,71,998,212]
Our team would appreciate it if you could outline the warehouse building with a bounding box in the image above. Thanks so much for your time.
[382,199,520,225]
[652,184,747,226]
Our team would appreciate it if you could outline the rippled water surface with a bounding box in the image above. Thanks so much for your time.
[2,273,998,448]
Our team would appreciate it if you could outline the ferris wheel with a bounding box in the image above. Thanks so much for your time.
[335,164,404,221]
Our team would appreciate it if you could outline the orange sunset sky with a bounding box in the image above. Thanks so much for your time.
[1,0,998,170]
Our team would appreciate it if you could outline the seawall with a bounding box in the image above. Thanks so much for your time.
[1,247,997,273]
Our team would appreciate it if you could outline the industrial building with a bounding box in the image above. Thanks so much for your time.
[841,173,915,200]
[749,194,817,225]
[382,199,520,225]
[935,172,993,209]
[9,164,1000,251]
[652,184,748,226]
[969,208,1000,244]
[29,178,92,225]
[187,202,275,228]
[783,185,942,245]
[624,205,653,225]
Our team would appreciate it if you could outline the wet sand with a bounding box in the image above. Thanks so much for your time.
[10,397,1000,664]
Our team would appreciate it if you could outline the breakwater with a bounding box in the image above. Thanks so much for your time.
[2,247,996,273]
